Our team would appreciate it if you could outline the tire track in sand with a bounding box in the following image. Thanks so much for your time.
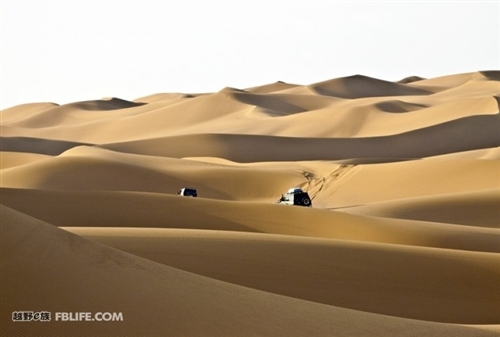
[301,164,359,206]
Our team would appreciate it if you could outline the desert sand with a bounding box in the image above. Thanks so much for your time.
[1,71,500,336]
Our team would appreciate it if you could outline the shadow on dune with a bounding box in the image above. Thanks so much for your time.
[374,100,428,113]
[397,76,426,84]
[309,75,432,98]
[64,97,147,111]
[479,70,500,81]
[101,113,500,162]
[0,137,92,155]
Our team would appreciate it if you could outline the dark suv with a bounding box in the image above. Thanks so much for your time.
[275,188,312,207]
[177,188,197,197]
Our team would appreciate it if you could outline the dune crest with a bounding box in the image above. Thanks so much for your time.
[309,74,432,98]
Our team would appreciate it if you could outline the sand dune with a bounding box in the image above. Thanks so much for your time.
[2,71,498,144]
[403,70,498,92]
[0,136,91,155]
[314,158,499,207]
[307,74,432,98]
[1,146,497,209]
[341,190,500,228]
[5,205,498,337]
[0,146,304,200]
[245,80,301,93]
[98,114,500,161]
[2,71,500,336]
[3,188,500,253]
[63,226,500,324]
[0,151,51,169]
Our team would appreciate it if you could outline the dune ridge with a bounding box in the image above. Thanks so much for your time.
[97,113,500,161]
[307,74,432,98]
[2,71,499,336]
[3,188,500,253]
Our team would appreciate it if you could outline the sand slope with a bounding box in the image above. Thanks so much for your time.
[2,71,500,336]
[62,226,500,324]
[5,206,499,337]
[341,190,500,228]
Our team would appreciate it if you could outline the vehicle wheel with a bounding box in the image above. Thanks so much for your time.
[301,197,311,206]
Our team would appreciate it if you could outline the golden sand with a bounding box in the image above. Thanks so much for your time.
[2,71,499,336]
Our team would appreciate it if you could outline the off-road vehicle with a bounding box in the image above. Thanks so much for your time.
[275,187,312,207]
[177,187,197,197]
